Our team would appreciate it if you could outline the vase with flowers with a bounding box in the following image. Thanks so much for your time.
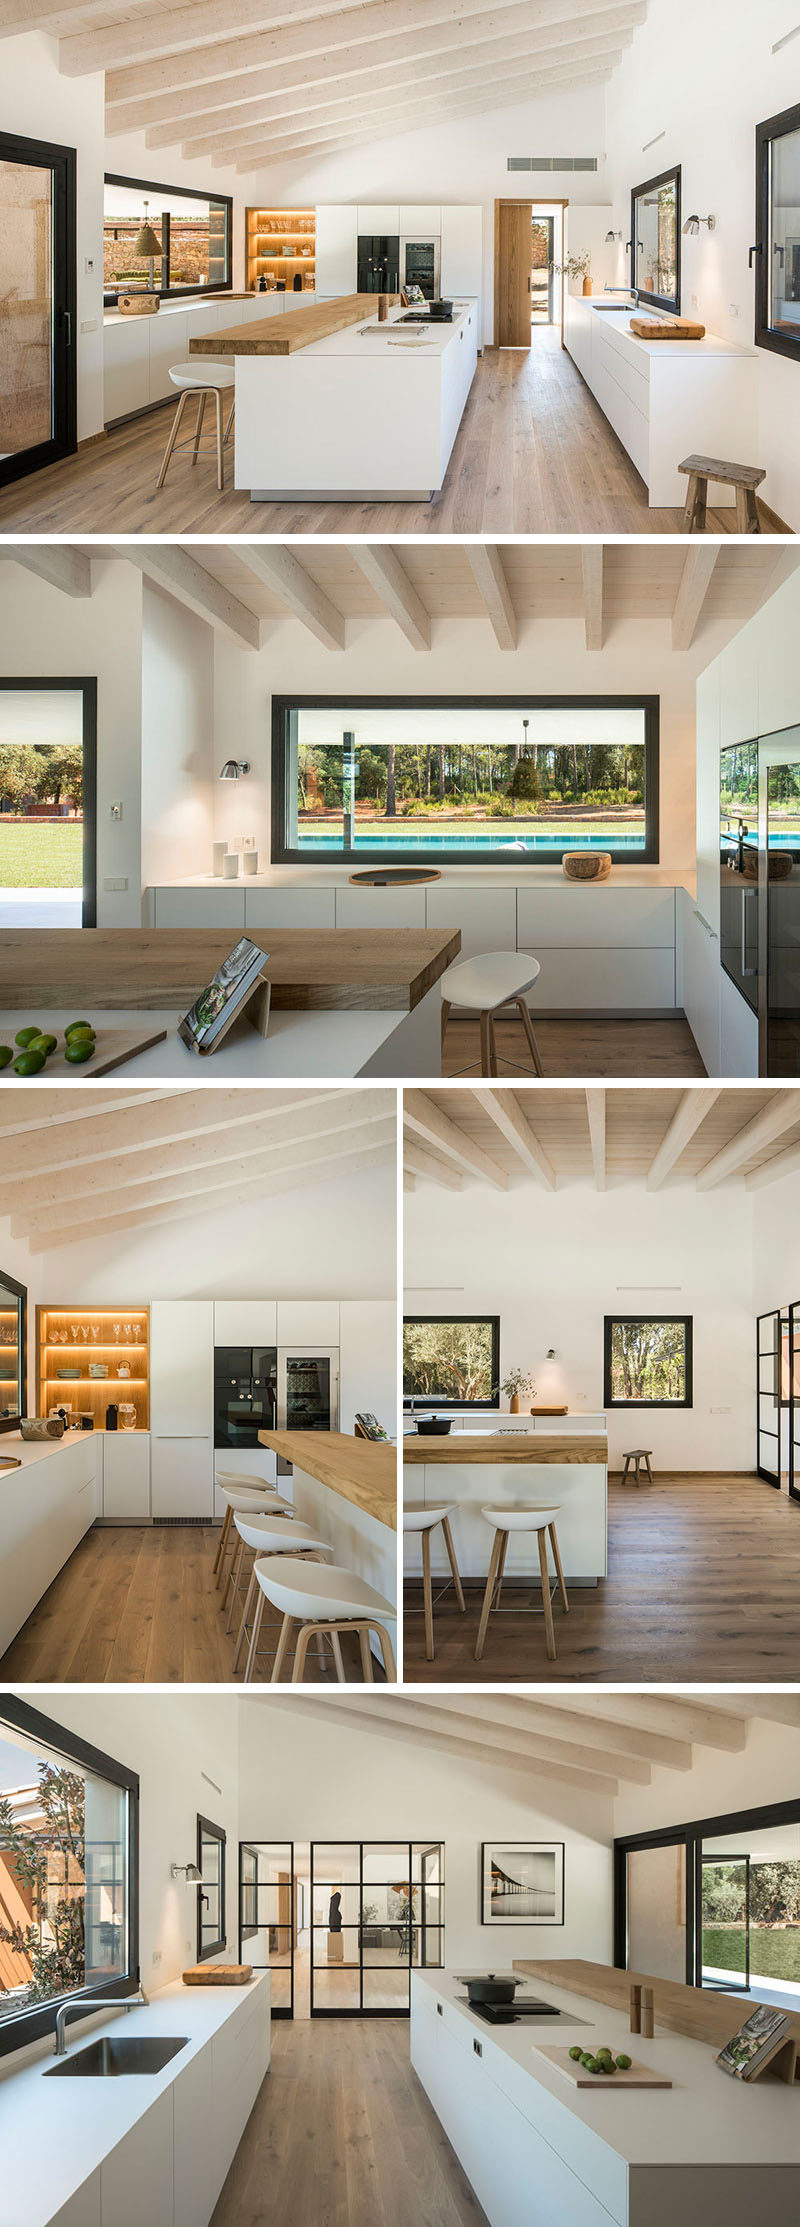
[499,1367,535,1416]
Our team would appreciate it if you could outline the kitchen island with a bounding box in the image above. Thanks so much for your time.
[403,1429,608,1584]
[0,1430,100,1657]
[258,1429,397,1659]
[564,294,758,507]
[411,1966,800,2227]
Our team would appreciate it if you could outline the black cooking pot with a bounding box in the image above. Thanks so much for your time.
[415,1415,451,1435]
[464,1974,521,2007]
[428,298,453,321]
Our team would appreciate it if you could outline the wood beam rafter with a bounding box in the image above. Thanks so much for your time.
[110,545,261,649]
[38,1141,396,1249]
[0,545,92,597]
[585,1088,606,1190]
[404,1091,509,1190]
[403,1139,463,1190]
[645,1088,721,1191]
[270,1694,620,1797]
[472,1088,556,1188]
[745,1138,800,1190]
[235,545,345,649]
[580,545,604,651]
[671,545,720,652]
[348,545,430,650]
[0,1087,356,1184]
[696,1091,800,1191]
[224,59,612,166]
[465,544,517,650]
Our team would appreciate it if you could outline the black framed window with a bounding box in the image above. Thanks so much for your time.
[615,1799,800,2012]
[404,1316,500,1411]
[104,174,232,303]
[604,1316,693,1408]
[0,129,77,488]
[0,1271,26,1435]
[197,1815,226,1962]
[0,1694,139,2059]
[238,1841,293,2016]
[0,677,98,930]
[630,165,681,313]
[271,696,660,867]
[310,1842,445,2017]
[755,101,800,362]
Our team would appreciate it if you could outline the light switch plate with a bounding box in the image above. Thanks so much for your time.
[103,876,128,892]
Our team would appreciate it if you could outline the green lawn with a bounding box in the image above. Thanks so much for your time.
[702,1925,800,1981]
[0,821,82,888]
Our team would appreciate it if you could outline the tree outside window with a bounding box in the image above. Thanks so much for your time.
[604,1317,692,1407]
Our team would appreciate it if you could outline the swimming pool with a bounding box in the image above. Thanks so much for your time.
[295,827,648,854]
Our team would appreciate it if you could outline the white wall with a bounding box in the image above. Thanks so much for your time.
[238,1697,614,1971]
[613,1714,800,1843]
[141,582,215,890]
[605,0,800,528]
[404,1176,755,1471]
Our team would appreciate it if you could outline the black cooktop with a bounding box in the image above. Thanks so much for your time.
[399,309,453,323]
[470,1998,563,2025]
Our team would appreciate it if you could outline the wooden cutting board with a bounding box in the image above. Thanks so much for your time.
[182,1963,253,1986]
[1,1027,167,1079]
[533,2045,672,2090]
[630,317,705,340]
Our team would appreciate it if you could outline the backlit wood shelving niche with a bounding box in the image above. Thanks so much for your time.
[36,1306,150,1432]
[0,1308,19,1420]
[245,207,315,293]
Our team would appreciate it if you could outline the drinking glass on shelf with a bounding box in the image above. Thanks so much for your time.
[71,1325,80,1343]
[113,1322,121,1343]
[123,1322,133,1343]
[91,1324,100,1345]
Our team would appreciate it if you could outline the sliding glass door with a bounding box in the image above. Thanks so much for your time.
[620,1838,691,1982]
[757,1308,782,1485]
[310,1841,445,2016]
[789,1303,800,1503]
[616,1802,800,2013]
[238,1841,294,2018]
[0,679,97,928]
[0,131,77,487]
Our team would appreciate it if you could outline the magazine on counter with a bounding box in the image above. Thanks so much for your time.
[715,2003,793,2080]
[178,938,269,1055]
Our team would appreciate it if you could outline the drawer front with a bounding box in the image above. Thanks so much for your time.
[154,887,246,929]
[529,947,675,1010]
[334,886,427,930]
[517,887,674,950]
[594,321,650,402]
[244,888,336,931]
[425,884,516,959]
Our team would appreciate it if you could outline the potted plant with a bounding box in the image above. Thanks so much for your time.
[551,251,593,297]
[499,1368,534,1415]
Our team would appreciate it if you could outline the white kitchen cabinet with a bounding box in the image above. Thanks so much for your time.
[677,888,720,1074]
[340,1299,397,1436]
[334,886,427,930]
[148,309,188,404]
[0,1436,99,1657]
[529,947,674,1011]
[695,662,722,937]
[276,1300,340,1342]
[102,1431,151,1520]
[214,1300,277,1344]
[356,204,400,233]
[173,2045,215,2227]
[244,888,336,931]
[153,887,246,930]
[51,2180,102,2227]
[440,205,483,304]
[425,882,515,961]
[210,1994,270,2211]
[150,1436,214,1519]
[517,885,675,950]
[400,204,441,232]
[314,205,357,296]
[101,2093,174,2227]
[719,625,759,752]
[104,319,149,424]
[151,1301,214,1435]
[719,964,759,1077]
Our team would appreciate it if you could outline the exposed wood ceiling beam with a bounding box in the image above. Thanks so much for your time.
[472,1088,556,1189]
[465,545,517,650]
[671,545,720,652]
[745,1139,800,1190]
[222,59,613,166]
[404,1092,509,1190]
[695,1091,800,1191]
[645,1088,721,1191]
[702,1695,800,1731]
[348,545,430,651]
[38,1142,395,1249]
[585,1089,606,1191]
[106,0,643,135]
[0,1089,169,1138]
[0,1086,355,1184]
[61,0,642,83]
[271,1695,620,1797]
[541,1693,747,1751]
[581,545,604,651]
[404,1171,416,1192]
[110,545,261,650]
[404,1139,463,1190]
[234,545,344,649]
[469,1694,692,1771]
[0,545,92,598]
[329,1692,649,1786]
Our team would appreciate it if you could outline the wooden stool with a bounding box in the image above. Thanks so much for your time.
[229,1512,333,1679]
[678,453,765,534]
[403,1502,465,1661]
[246,1557,396,1684]
[476,1504,568,1664]
[621,1448,653,1486]
[440,951,544,1077]
[156,360,235,493]
[215,1481,292,1595]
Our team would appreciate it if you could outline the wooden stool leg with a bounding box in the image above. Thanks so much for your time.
[537,1528,557,1662]
[514,995,544,1077]
[191,390,206,464]
[494,1527,509,1608]
[156,390,189,490]
[221,1533,242,1615]
[358,1625,375,1682]
[214,387,224,491]
[421,1528,435,1661]
[475,1530,502,1661]
[270,1613,295,1683]
[226,1541,249,1632]
[644,1453,653,1485]
[223,397,235,445]
[549,1521,569,1613]
[331,1630,347,1682]
[213,1503,232,1577]
[441,1515,465,1611]
[735,481,751,534]
[681,471,699,532]
[621,1455,630,1485]
[373,1621,397,1682]
[243,1590,266,1683]
[487,1013,498,1077]
[746,486,761,533]
[479,1009,493,1077]
[441,997,451,1067]
[291,1623,315,1684]
[233,1567,257,1672]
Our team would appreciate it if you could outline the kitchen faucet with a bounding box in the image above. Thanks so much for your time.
[54,1986,148,2056]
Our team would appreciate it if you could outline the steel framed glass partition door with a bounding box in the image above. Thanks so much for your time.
[700,1855,750,1991]
[310,1842,445,2015]
[0,131,77,488]
[238,1842,294,2018]
[788,1304,800,1504]
[757,1309,782,1485]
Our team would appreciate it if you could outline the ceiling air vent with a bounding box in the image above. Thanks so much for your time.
[508,156,598,172]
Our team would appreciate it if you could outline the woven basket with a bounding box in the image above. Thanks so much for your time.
[562,852,612,882]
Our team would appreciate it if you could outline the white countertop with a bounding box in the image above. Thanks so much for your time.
[0,1004,402,1079]
[415,1970,800,2171]
[0,1972,269,2227]
[298,300,475,359]
[584,299,756,359]
[103,293,252,326]
[151,865,696,893]
[0,1430,91,1472]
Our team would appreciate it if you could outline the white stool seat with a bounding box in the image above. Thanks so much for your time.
[440,951,541,1010]
[253,1557,394,1625]
[403,1501,457,1533]
[216,1467,275,1485]
[220,1483,291,1515]
[233,1512,329,1554]
[168,359,234,391]
[481,1503,561,1533]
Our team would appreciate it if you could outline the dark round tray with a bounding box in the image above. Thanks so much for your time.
[348,868,441,886]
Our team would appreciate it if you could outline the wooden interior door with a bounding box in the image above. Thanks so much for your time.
[495,199,532,346]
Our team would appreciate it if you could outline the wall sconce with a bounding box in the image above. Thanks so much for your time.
[605,230,623,244]
[219,759,251,780]
[682,214,716,235]
[537,1349,568,1408]
[171,1861,203,1881]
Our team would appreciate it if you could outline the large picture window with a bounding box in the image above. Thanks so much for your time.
[271,697,660,866]
[615,1799,800,2014]
[755,101,800,363]
[403,1316,500,1410]
[104,174,232,303]
[0,1695,138,2058]
[604,1316,693,1408]
[631,165,681,313]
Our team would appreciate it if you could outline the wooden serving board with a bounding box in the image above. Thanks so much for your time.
[0,1454,21,1470]
[533,2045,672,2090]
[2,1027,167,1079]
[630,317,705,340]
[182,1963,253,1987]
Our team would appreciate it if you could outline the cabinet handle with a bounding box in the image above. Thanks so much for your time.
[741,885,758,978]
[692,907,718,940]
[436,2001,443,2016]
[473,2038,483,2058]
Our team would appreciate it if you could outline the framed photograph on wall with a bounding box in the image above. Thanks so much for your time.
[481,1842,565,1926]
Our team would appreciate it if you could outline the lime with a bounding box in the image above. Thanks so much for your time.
[14,1026,41,1048]
[66,1020,94,1038]
[14,1050,46,1075]
[65,1040,95,1065]
[568,2046,583,2062]
[616,2054,632,2071]
[28,1034,58,1057]
[0,1047,12,1070]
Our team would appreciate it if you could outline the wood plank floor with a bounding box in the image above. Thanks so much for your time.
[0,329,765,538]
[211,2018,486,2227]
[0,1524,384,1684]
[441,1014,706,1078]
[403,1472,800,1683]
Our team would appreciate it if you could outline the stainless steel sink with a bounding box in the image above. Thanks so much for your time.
[45,2035,188,2077]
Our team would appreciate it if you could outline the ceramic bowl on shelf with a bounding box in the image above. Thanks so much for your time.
[562,851,612,882]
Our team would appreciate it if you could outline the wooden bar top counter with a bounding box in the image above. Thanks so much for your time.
[513,1957,800,2050]
[0,927,459,1012]
[403,1433,607,1464]
[190,293,400,357]
[258,1430,397,1530]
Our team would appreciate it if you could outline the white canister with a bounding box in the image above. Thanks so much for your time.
[212,841,228,876]
[222,852,240,879]
[242,851,259,875]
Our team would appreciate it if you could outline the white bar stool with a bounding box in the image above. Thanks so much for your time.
[215,1481,292,1594]
[225,1505,316,1634]
[403,1502,465,1661]
[475,1504,569,1664]
[439,951,544,1077]
[247,1558,397,1685]
[156,360,235,493]
[230,1513,333,1680]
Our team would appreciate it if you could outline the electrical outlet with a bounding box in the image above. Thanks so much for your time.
[152,1948,162,1966]
[729,303,740,318]
[690,293,698,310]
[185,1938,192,1957]
[110,801,123,820]
[80,319,98,335]
[84,256,95,274]
[103,875,128,892]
